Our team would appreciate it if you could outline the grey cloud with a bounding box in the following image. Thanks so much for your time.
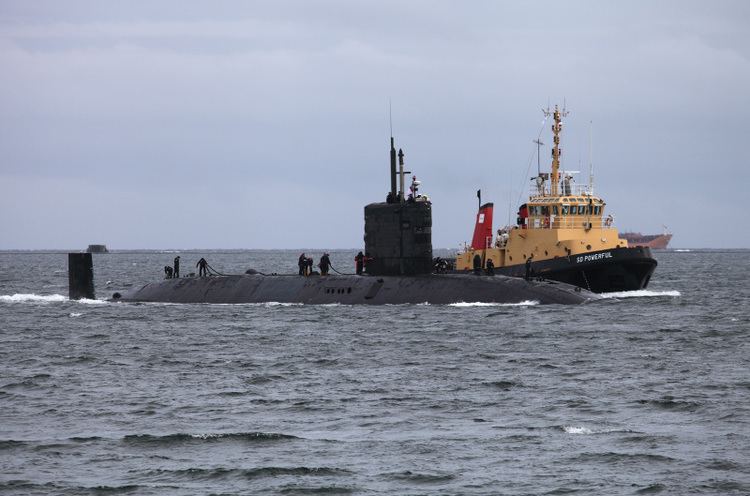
[0,0,748,249]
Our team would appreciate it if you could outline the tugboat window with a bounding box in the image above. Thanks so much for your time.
[553,206,559,215]
[562,205,569,215]
[578,205,585,215]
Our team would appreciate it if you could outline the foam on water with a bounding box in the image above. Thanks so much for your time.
[449,300,540,307]
[0,294,109,305]
[561,425,634,435]
[0,293,66,303]
[600,290,681,299]
[563,426,594,434]
[77,298,108,305]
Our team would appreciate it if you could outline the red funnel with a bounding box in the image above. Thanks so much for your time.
[471,203,494,250]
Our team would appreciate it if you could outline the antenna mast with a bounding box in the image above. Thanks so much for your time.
[542,104,569,196]
[388,100,397,200]
[588,120,594,195]
[389,98,393,137]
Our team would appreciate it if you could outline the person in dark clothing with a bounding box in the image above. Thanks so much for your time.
[197,257,208,277]
[473,254,482,275]
[164,266,173,279]
[485,258,495,276]
[354,251,364,275]
[306,257,314,275]
[173,256,180,278]
[319,253,332,275]
[298,253,306,276]
[525,255,533,281]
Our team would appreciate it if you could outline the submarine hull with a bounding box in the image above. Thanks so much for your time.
[115,273,598,305]
[493,246,657,293]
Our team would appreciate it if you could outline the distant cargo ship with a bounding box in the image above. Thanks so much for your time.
[621,230,672,249]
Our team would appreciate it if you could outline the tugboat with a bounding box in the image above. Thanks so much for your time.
[455,105,657,293]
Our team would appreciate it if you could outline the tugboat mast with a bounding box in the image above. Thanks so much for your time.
[543,104,569,196]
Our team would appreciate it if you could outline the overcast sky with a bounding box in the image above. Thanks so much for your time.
[1,1,748,249]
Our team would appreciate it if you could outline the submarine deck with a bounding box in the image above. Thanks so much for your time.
[115,273,598,305]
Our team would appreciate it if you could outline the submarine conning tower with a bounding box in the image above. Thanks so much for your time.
[364,137,433,276]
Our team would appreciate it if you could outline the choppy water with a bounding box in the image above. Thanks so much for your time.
[1,249,748,495]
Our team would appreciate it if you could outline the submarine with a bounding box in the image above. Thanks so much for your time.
[69,137,599,306]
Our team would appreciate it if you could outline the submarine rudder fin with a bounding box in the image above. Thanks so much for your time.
[68,252,95,300]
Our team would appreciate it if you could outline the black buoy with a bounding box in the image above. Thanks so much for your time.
[68,253,95,300]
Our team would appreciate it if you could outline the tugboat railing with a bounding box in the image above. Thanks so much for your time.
[529,183,593,198]
[523,216,613,230]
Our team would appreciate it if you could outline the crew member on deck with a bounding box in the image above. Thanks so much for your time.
[173,256,180,278]
[164,266,173,279]
[306,257,314,276]
[197,257,208,277]
[319,253,331,275]
[485,258,495,276]
[355,251,364,275]
[525,255,533,281]
[298,253,306,276]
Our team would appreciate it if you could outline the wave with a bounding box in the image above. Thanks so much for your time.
[674,249,691,252]
[449,300,539,307]
[0,293,66,303]
[0,479,150,494]
[635,483,667,494]
[484,380,523,390]
[600,289,680,299]
[0,439,27,450]
[122,431,300,446]
[142,466,349,481]
[570,452,676,464]
[387,470,455,483]
[636,397,702,412]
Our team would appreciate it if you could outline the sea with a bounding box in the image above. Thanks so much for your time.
[1,249,748,495]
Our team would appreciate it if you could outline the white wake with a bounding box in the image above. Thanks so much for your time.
[0,293,66,303]
[449,300,540,307]
[600,290,681,299]
[0,294,108,304]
